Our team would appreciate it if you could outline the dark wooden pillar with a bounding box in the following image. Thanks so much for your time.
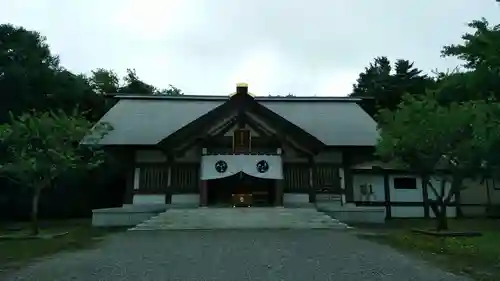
[383,172,392,219]
[199,180,207,206]
[275,180,284,206]
[165,163,172,204]
[422,175,430,218]
[455,187,463,218]
[308,157,316,203]
[199,152,207,207]
[486,178,493,211]
[124,165,134,204]
[343,168,354,202]
[341,150,354,202]
[163,153,174,204]
[199,148,208,207]
[122,149,135,204]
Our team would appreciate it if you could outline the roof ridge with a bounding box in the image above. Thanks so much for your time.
[110,93,367,102]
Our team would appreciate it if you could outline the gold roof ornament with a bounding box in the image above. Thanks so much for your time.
[230,83,255,97]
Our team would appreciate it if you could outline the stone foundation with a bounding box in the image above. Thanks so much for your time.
[92,205,167,227]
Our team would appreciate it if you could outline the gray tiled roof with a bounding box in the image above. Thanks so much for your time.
[93,99,222,145]
[90,96,378,146]
[263,101,378,146]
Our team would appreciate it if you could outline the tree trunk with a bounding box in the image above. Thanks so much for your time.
[455,191,463,218]
[31,187,42,236]
[437,202,448,231]
[421,175,430,218]
[430,199,449,231]
[450,175,464,219]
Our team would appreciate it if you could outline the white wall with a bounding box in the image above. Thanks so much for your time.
[352,173,426,218]
[389,174,423,202]
[133,194,165,205]
[171,194,199,206]
[351,173,458,218]
[391,207,426,218]
[352,174,385,202]
[461,179,488,205]
[482,179,500,204]
[461,178,500,216]
[283,194,309,204]
[388,175,456,218]
[388,175,426,218]
[490,187,500,204]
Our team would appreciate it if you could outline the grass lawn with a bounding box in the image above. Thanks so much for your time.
[0,219,125,273]
[353,218,500,281]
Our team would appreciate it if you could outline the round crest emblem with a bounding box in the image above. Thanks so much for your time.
[256,160,269,173]
[215,160,228,173]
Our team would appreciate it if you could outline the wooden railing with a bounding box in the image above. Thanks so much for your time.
[171,163,199,193]
[283,163,310,192]
[138,162,339,194]
[283,163,340,193]
[314,164,340,193]
[139,163,199,194]
[139,165,168,193]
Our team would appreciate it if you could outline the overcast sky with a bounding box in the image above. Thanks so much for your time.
[1,1,499,96]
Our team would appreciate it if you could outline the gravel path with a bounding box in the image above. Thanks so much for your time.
[3,230,470,281]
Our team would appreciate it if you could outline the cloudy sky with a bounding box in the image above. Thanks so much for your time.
[1,1,499,96]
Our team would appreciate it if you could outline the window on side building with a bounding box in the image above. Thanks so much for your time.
[393,177,417,189]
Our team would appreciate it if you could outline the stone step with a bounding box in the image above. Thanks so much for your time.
[132,221,348,230]
[129,207,350,231]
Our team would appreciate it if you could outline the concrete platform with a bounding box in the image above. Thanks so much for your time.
[316,203,386,224]
[130,207,350,230]
[92,204,168,227]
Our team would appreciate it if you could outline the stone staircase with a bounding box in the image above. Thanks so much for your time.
[129,207,350,231]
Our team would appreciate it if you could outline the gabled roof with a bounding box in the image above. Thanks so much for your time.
[91,89,379,147]
[157,88,325,153]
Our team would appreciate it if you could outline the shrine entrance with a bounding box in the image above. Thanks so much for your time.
[201,154,283,207]
[207,173,276,207]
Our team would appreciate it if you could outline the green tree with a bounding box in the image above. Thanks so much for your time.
[0,24,110,122]
[119,68,157,94]
[118,69,183,95]
[351,57,433,114]
[0,24,59,122]
[436,18,500,103]
[377,93,500,230]
[85,68,122,118]
[89,68,120,94]
[442,18,500,71]
[158,84,183,95]
[0,110,111,235]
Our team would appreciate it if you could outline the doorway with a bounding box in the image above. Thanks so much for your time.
[207,173,275,207]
